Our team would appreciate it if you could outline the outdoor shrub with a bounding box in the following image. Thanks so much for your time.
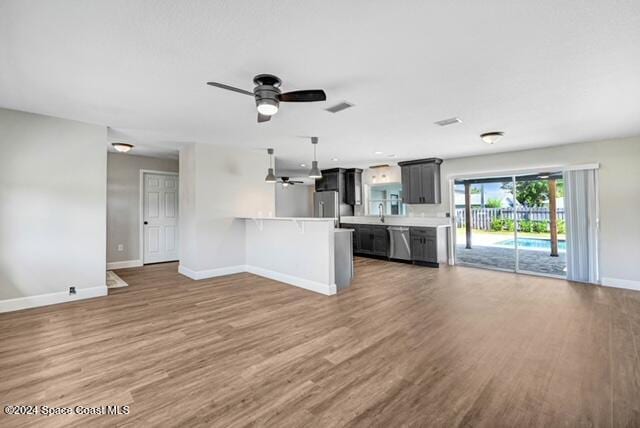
[491,219,504,231]
[558,220,566,234]
[532,221,548,233]
[520,219,533,233]
[505,219,515,232]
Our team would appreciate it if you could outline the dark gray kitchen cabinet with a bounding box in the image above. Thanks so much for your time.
[410,227,438,264]
[372,227,388,257]
[350,224,388,257]
[358,225,374,254]
[345,168,362,205]
[398,158,442,204]
[316,168,347,203]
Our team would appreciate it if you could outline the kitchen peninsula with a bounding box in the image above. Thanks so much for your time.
[239,217,353,295]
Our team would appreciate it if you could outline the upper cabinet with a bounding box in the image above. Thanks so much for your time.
[398,158,442,204]
[316,168,362,206]
[345,168,362,205]
[315,168,344,194]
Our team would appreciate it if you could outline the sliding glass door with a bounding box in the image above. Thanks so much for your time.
[454,176,516,272]
[454,172,567,278]
[514,174,566,277]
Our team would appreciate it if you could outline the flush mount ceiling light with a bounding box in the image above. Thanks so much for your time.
[300,163,306,167]
[374,151,383,155]
[264,148,276,183]
[308,137,322,179]
[480,131,504,144]
[112,142,134,153]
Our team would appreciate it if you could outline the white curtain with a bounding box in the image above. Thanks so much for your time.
[564,168,599,283]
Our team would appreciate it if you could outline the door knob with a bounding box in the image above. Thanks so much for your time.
[144,221,148,225]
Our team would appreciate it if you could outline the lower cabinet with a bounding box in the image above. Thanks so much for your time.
[351,224,388,257]
[342,223,440,266]
[410,227,438,264]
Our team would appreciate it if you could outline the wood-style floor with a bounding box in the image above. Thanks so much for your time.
[1,258,640,427]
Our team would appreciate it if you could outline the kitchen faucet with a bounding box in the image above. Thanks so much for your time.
[378,203,385,223]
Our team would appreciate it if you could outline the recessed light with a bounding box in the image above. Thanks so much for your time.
[480,131,504,144]
[374,151,383,155]
[300,163,306,167]
[331,157,339,162]
[387,154,396,158]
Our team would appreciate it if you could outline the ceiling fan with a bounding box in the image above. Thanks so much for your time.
[277,177,304,187]
[206,74,326,123]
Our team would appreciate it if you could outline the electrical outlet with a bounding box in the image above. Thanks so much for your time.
[69,286,76,295]
[117,244,124,252]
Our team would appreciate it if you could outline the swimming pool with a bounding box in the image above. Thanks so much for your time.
[495,238,566,251]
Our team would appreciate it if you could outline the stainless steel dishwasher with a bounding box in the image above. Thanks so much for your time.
[388,226,411,260]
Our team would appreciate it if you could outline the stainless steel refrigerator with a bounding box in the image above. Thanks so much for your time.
[313,191,339,219]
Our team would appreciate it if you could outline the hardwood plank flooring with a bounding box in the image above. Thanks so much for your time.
[1,258,640,427]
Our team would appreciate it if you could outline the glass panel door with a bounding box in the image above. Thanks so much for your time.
[454,176,516,271]
[514,173,567,277]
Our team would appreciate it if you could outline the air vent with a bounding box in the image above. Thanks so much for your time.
[434,117,462,126]
[325,102,354,113]
[369,164,390,169]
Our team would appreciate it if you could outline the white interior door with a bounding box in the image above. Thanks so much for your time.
[143,173,179,264]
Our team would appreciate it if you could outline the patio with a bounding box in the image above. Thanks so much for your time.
[455,230,567,276]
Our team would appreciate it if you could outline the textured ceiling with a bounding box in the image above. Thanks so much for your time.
[1,1,639,168]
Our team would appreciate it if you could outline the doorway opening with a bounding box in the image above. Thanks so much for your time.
[453,171,566,277]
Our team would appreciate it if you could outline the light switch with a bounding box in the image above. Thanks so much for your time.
[117,244,124,252]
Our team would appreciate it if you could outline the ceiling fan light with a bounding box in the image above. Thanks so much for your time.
[480,132,504,144]
[256,99,279,116]
[112,142,134,153]
[309,161,322,179]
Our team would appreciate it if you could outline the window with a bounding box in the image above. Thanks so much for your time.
[368,183,405,215]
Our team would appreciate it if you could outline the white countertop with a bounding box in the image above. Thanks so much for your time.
[340,216,452,228]
[237,216,335,222]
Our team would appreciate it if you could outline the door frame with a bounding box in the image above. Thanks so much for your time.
[139,170,179,265]
[446,164,599,279]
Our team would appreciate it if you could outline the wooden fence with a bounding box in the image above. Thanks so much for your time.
[455,208,565,230]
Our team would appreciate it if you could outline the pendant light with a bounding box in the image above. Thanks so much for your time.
[264,148,276,183]
[308,137,322,179]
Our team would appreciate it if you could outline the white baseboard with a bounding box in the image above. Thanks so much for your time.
[178,264,336,296]
[178,264,246,280]
[107,259,142,270]
[601,277,640,292]
[0,286,108,313]
[246,265,337,296]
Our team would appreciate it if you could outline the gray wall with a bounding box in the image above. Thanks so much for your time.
[406,136,640,285]
[0,108,106,300]
[179,143,275,272]
[275,184,314,217]
[107,152,179,264]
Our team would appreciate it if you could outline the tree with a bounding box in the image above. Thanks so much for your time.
[500,179,564,207]
[485,198,502,208]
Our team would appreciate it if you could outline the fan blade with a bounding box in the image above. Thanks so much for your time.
[290,181,304,184]
[258,113,271,123]
[279,89,326,102]
[206,82,254,96]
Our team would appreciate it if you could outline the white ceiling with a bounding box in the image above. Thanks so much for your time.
[1,1,639,169]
